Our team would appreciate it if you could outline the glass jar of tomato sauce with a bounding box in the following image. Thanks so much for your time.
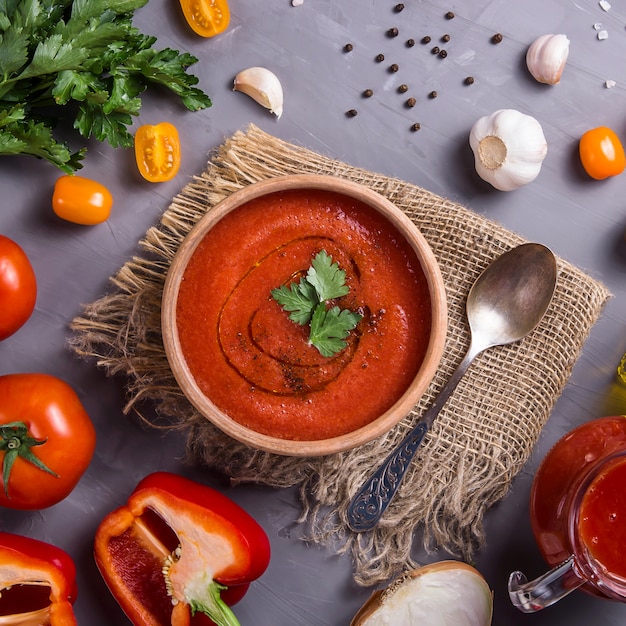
[508,416,626,612]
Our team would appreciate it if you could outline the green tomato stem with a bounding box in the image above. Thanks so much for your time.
[0,421,59,498]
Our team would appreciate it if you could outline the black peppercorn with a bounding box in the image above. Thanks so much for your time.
[445,11,455,19]
[346,109,358,117]
[398,84,409,93]
[428,90,438,99]
[411,122,421,131]
[394,3,405,11]
[343,43,353,52]
[406,97,417,107]
[464,76,475,85]
[387,27,399,38]
[406,38,415,47]
[375,53,385,62]
[442,34,451,42]
[431,46,440,54]
[438,49,447,58]
[363,89,374,98]
[421,35,431,44]
[492,33,503,44]
[389,63,399,73]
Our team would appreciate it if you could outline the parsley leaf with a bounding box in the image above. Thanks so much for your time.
[309,305,362,358]
[0,0,211,171]
[306,249,350,301]
[271,277,319,325]
[271,250,362,357]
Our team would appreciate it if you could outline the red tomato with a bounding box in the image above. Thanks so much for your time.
[179,0,230,37]
[0,373,96,509]
[579,126,626,180]
[0,235,37,341]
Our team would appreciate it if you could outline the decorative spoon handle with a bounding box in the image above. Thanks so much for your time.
[347,348,476,532]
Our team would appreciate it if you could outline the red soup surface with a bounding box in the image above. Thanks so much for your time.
[579,458,626,579]
[176,189,432,441]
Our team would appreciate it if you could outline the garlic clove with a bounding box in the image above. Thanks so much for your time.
[233,67,283,119]
[526,34,570,85]
[351,561,493,626]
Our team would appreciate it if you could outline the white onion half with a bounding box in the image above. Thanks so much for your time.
[351,561,493,626]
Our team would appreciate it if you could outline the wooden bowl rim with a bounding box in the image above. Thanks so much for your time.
[162,174,448,456]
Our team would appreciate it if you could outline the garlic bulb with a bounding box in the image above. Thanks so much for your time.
[351,561,493,626]
[233,67,283,119]
[526,34,570,85]
[469,109,548,191]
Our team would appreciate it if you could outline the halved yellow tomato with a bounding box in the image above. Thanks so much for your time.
[134,122,181,183]
[179,0,230,38]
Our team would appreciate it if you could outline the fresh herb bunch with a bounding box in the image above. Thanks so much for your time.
[0,0,212,172]
[271,250,363,357]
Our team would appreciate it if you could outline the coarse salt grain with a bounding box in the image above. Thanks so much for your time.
[605,79,616,88]
[593,23,603,30]
[599,0,611,11]
[292,0,303,6]
[598,29,609,40]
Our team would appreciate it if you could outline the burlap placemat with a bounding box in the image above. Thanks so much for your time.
[70,125,611,586]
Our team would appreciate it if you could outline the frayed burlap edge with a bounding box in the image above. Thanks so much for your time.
[70,124,611,586]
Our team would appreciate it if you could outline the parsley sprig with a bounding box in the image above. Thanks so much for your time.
[0,0,212,172]
[271,250,362,357]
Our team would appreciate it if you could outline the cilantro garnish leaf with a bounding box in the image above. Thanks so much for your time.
[309,305,362,358]
[271,250,362,357]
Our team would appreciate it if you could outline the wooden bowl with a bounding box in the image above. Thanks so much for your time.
[162,175,447,456]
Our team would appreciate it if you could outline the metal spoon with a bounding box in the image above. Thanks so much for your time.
[347,243,557,532]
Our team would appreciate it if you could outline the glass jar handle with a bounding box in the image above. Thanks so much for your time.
[508,555,585,612]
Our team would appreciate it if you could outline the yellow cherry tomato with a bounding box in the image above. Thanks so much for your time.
[579,126,626,180]
[179,0,230,37]
[134,122,181,183]
[52,175,113,225]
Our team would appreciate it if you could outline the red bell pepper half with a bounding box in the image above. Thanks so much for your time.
[0,531,77,626]
[94,471,271,626]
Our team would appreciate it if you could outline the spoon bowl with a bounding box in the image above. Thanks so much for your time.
[347,243,557,532]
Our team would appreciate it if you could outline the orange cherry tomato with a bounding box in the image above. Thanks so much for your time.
[579,126,626,180]
[52,175,113,225]
[134,122,181,183]
[179,0,230,37]
[0,235,37,341]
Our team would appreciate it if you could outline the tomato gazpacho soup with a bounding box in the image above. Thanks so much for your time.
[175,188,433,441]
